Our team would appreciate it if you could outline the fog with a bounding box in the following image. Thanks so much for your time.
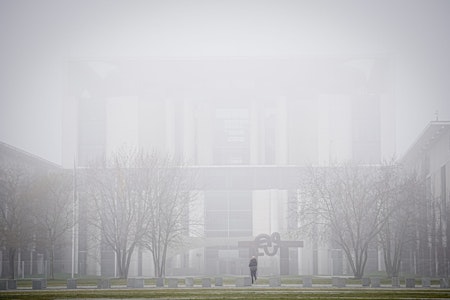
[0,0,449,164]
[2,0,450,280]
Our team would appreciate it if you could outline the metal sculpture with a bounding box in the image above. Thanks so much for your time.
[238,232,303,275]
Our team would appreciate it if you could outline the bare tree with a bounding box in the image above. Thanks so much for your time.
[141,157,195,278]
[85,149,152,278]
[377,165,423,278]
[31,171,74,279]
[84,149,196,278]
[294,162,394,278]
[0,163,35,279]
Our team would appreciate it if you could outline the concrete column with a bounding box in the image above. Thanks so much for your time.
[391,277,400,288]
[7,280,16,290]
[67,278,77,289]
[250,99,259,164]
[0,280,7,290]
[422,277,431,288]
[32,279,47,290]
[202,277,211,287]
[280,247,289,275]
[405,278,415,288]
[303,277,312,287]
[214,277,223,286]
[185,277,194,287]
[275,97,287,164]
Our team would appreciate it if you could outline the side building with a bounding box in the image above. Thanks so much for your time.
[0,141,64,278]
[400,121,450,277]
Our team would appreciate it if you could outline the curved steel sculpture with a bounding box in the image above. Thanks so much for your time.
[254,232,281,256]
[238,232,303,275]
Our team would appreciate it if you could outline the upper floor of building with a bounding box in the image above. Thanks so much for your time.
[62,56,396,168]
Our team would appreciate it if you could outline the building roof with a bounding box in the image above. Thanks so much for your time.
[0,140,61,169]
[400,121,450,165]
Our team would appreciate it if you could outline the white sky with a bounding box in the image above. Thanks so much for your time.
[1,0,449,164]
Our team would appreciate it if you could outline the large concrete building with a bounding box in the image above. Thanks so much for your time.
[400,121,450,276]
[62,56,395,277]
[63,57,395,167]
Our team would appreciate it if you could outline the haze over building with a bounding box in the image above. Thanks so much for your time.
[1,0,450,280]
[1,0,450,164]
[61,56,394,276]
[63,57,395,168]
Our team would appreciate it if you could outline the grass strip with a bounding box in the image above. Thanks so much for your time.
[0,288,450,300]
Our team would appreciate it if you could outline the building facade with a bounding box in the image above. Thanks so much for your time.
[63,57,395,277]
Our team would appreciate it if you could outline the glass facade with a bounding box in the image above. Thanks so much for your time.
[204,190,252,237]
[77,97,106,166]
[213,109,250,165]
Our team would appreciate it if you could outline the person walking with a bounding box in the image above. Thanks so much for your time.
[249,256,258,284]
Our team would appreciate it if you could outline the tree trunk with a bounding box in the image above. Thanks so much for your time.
[353,251,367,279]
[115,248,130,279]
[8,248,16,279]
[152,250,161,277]
[115,249,122,278]
[122,249,127,278]
[124,244,135,279]
[50,246,55,280]
[383,245,393,277]
[161,243,168,278]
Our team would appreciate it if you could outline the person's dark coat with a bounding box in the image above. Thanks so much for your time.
[249,257,257,271]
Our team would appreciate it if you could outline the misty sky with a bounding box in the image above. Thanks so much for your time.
[1,0,449,164]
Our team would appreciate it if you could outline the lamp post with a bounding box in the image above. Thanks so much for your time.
[71,158,77,278]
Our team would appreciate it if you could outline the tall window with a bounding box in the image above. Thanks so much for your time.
[78,97,106,166]
[264,111,276,164]
[204,191,252,237]
[213,109,250,165]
